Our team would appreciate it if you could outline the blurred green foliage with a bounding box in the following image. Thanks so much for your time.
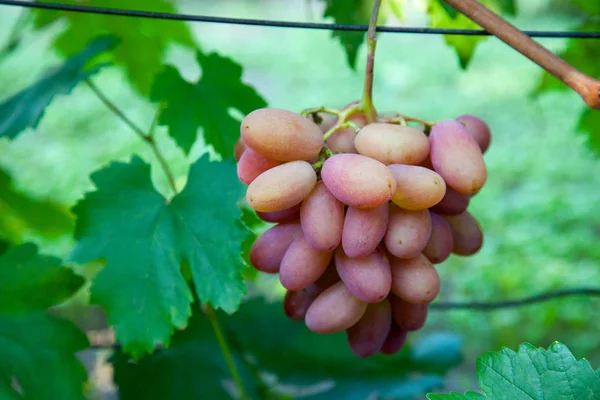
[0,0,599,397]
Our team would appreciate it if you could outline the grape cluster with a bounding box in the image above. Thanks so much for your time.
[235,105,490,358]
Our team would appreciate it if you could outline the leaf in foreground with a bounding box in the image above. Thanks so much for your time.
[0,35,116,139]
[427,342,600,399]
[151,51,267,158]
[0,243,88,400]
[113,299,463,399]
[71,155,250,357]
[32,0,196,94]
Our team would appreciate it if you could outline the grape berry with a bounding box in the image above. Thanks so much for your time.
[236,105,490,358]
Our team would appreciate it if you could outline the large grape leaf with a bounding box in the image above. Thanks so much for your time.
[32,0,196,94]
[427,0,516,68]
[150,51,267,157]
[0,35,116,139]
[427,342,600,399]
[113,299,463,400]
[0,168,73,243]
[0,243,88,400]
[70,155,250,357]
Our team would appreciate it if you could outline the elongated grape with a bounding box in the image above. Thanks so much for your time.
[379,321,408,355]
[385,208,432,259]
[457,114,491,153]
[241,108,324,161]
[429,120,487,194]
[326,113,366,153]
[388,164,446,210]
[257,204,301,223]
[321,154,396,208]
[355,123,429,165]
[300,182,345,251]
[249,222,302,273]
[246,161,317,212]
[283,285,321,321]
[237,147,282,185]
[335,246,392,303]
[390,254,440,304]
[444,211,483,256]
[313,112,337,133]
[390,295,428,331]
[280,235,333,291]
[315,262,341,288]
[423,212,454,264]
[430,187,470,216]
[305,281,368,334]
[342,204,388,258]
[234,138,246,162]
[346,300,392,358]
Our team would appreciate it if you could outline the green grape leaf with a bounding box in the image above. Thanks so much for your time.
[320,0,374,69]
[427,0,510,68]
[150,51,267,157]
[0,36,115,139]
[71,155,250,357]
[571,0,600,14]
[113,299,462,400]
[578,108,600,157]
[427,392,485,399]
[111,306,266,400]
[0,168,73,243]
[32,0,196,94]
[0,244,88,400]
[428,342,600,399]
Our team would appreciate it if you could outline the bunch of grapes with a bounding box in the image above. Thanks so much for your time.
[234,103,490,358]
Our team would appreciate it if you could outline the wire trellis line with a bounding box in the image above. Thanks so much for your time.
[1,0,599,39]
[430,287,600,311]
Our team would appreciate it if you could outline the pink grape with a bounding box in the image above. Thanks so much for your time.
[241,108,324,161]
[279,235,333,291]
[423,212,454,264]
[457,114,491,153]
[355,123,430,165]
[379,321,408,355]
[390,295,428,331]
[429,120,487,194]
[283,285,321,321]
[257,204,301,223]
[346,300,392,358]
[234,137,246,162]
[335,246,392,303]
[305,281,368,334]
[430,187,470,216]
[385,208,432,259]
[246,161,317,212]
[342,204,389,258]
[314,262,341,289]
[300,181,345,251]
[388,164,446,210]
[237,147,282,185]
[390,254,441,304]
[321,154,396,208]
[249,222,302,273]
[444,211,484,256]
[325,113,367,153]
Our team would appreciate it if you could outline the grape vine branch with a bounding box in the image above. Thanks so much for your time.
[441,0,600,110]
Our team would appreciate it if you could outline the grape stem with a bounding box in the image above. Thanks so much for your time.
[378,113,436,128]
[360,0,382,122]
[86,78,249,399]
[85,79,178,194]
[441,0,600,110]
[300,106,341,117]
